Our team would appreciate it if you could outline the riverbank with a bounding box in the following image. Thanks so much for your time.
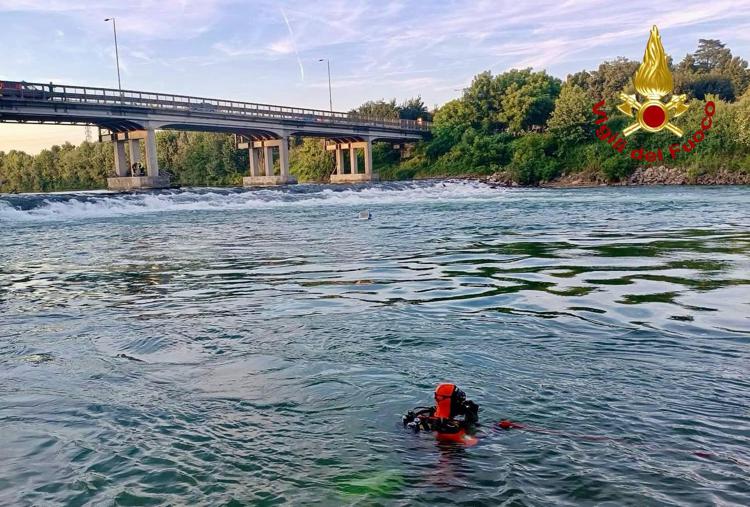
[481,166,750,187]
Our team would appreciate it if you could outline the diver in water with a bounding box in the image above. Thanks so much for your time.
[402,383,480,444]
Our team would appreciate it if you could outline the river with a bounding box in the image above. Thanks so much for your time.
[1,182,748,506]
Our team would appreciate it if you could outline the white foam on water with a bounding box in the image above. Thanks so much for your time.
[0,181,509,223]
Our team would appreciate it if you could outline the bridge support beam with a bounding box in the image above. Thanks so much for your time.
[107,129,170,191]
[249,146,260,177]
[241,136,296,187]
[128,139,141,172]
[327,139,378,184]
[145,128,159,177]
[113,141,128,177]
[334,146,344,176]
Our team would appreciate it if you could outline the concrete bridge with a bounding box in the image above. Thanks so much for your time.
[0,80,429,189]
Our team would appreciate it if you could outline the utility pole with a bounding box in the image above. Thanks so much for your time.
[319,58,333,112]
[104,17,122,92]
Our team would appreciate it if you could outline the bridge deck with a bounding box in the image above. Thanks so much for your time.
[0,80,430,136]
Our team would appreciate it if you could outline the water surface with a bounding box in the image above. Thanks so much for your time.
[1,182,749,506]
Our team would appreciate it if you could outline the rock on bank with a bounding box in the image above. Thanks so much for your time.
[482,167,750,187]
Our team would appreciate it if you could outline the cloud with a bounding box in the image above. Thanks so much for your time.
[279,6,305,82]
[267,38,295,55]
[2,0,750,110]
[0,0,227,40]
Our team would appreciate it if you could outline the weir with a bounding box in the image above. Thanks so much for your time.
[0,80,429,190]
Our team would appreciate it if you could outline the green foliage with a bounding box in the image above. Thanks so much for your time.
[399,96,431,121]
[508,133,560,185]
[572,58,639,102]
[693,39,733,73]
[426,99,472,159]
[351,99,399,119]
[372,142,400,167]
[0,142,112,193]
[461,68,561,132]
[393,36,750,185]
[498,69,561,132]
[732,91,750,148]
[548,83,591,143]
[351,97,432,121]
[289,138,334,182]
[601,155,633,182]
[674,39,750,100]
[680,74,735,101]
[158,132,246,186]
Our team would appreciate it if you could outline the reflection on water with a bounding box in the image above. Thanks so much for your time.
[1,182,749,505]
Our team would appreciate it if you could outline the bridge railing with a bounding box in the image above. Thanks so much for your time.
[0,80,431,132]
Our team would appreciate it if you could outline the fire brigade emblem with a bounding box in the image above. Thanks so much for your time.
[618,26,689,136]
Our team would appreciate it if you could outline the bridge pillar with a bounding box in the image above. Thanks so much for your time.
[242,136,296,187]
[279,136,289,180]
[334,146,344,175]
[364,139,373,177]
[128,140,141,174]
[263,145,273,177]
[327,138,378,184]
[349,145,359,175]
[106,129,170,191]
[113,141,128,177]
[249,146,260,177]
[145,128,159,177]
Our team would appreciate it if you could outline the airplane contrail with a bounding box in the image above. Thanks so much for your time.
[280,7,304,82]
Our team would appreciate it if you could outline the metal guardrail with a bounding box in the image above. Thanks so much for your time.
[0,80,431,132]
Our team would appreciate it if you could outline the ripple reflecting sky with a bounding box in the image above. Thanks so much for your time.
[1,182,749,506]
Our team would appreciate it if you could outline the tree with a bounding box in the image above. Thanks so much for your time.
[681,74,735,101]
[722,56,750,98]
[497,69,561,132]
[351,99,399,119]
[462,70,502,131]
[585,57,639,101]
[426,99,472,159]
[547,83,591,144]
[674,39,750,99]
[508,133,560,184]
[694,39,732,73]
[460,68,561,133]
[399,96,431,121]
[289,138,334,182]
[731,90,750,148]
[567,70,592,94]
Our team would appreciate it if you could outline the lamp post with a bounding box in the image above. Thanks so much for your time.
[318,58,333,113]
[104,17,122,92]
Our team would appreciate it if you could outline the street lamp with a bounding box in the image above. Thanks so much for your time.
[318,58,333,113]
[104,17,122,92]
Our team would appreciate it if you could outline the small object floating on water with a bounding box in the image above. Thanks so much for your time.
[116,353,145,363]
[19,353,54,364]
[358,210,371,220]
[498,419,525,430]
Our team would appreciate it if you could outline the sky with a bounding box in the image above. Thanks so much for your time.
[1,0,750,153]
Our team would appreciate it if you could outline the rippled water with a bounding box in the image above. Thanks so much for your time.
[1,182,749,506]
